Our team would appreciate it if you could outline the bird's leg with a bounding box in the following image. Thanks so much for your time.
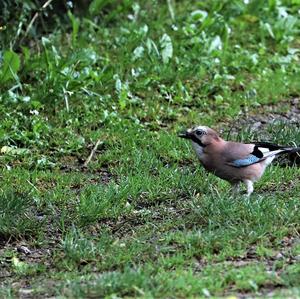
[231,182,240,195]
[243,179,254,196]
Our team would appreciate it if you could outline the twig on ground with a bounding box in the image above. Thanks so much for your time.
[19,0,54,45]
[84,139,102,167]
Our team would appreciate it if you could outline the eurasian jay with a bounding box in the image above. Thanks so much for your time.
[179,126,300,196]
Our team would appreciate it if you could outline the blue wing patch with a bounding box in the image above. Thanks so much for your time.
[230,154,260,167]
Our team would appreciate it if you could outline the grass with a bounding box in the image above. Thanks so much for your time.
[0,0,300,298]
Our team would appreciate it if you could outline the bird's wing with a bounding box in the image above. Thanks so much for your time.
[226,153,261,167]
[225,142,295,168]
[252,142,286,151]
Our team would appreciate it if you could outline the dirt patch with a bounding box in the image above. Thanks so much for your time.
[59,156,113,185]
[226,98,300,132]
[58,139,113,185]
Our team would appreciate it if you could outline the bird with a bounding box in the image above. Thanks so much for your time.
[179,126,300,196]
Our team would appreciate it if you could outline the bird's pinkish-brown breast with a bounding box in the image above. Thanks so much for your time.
[200,141,264,183]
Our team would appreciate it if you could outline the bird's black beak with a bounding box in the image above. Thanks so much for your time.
[178,130,191,139]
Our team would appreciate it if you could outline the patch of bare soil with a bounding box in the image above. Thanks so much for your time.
[59,154,113,185]
[0,240,56,297]
[234,98,299,129]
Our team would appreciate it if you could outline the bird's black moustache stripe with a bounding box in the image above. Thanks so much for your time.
[190,135,206,147]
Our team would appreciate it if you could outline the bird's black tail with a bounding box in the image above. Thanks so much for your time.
[254,142,300,156]
[281,147,300,155]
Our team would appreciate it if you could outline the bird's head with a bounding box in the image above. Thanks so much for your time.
[178,126,220,147]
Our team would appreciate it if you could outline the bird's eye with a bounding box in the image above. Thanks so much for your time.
[195,129,204,136]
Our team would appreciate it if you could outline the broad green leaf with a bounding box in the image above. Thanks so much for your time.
[191,10,208,22]
[1,146,29,155]
[264,23,275,38]
[114,75,122,93]
[119,88,127,110]
[21,46,30,65]
[208,36,222,52]
[132,46,144,60]
[70,48,98,65]
[146,38,159,56]
[160,33,173,64]
[242,14,259,23]
[12,257,28,270]
[41,36,51,45]
[68,10,80,46]
[0,50,20,82]
[89,0,110,15]
[278,6,288,18]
